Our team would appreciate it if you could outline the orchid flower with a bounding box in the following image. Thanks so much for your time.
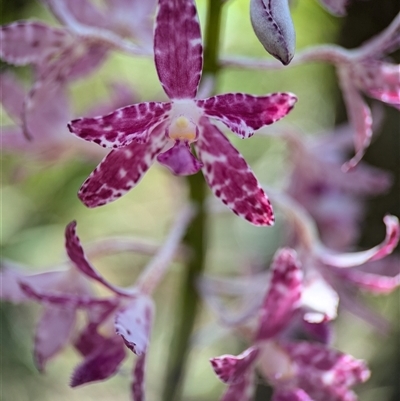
[68,0,297,226]
[0,0,156,138]
[1,72,135,166]
[210,248,370,401]
[1,206,192,399]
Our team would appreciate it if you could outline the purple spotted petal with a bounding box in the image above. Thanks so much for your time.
[65,221,135,296]
[282,341,370,401]
[115,295,154,355]
[0,21,71,66]
[197,119,274,226]
[157,141,203,175]
[196,92,297,139]
[70,334,126,387]
[318,0,349,16]
[68,102,171,148]
[273,389,314,401]
[319,215,399,268]
[355,61,400,108]
[210,347,259,385]
[338,68,373,171]
[77,126,167,207]
[131,353,147,401]
[256,248,303,340]
[154,0,203,99]
[34,305,76,371]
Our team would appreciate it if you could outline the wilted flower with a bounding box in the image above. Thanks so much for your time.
[68,0,297,226]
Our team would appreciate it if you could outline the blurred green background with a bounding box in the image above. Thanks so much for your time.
[1,0,399,400]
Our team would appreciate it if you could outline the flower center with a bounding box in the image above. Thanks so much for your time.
[168,116,197,141]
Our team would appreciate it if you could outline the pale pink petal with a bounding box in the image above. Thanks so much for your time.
[273,389,314,401]
[319,215,399,268]
[338,68,373,171]
[68,102,171,148]
[34,305,76,371]
[115,295,154,355]
[154,0,203,99]
[70,334,126,387]
[355,61,400,107]
[197,119,274,226]
[318,0,349,16]
[0,21,71,65]
[157,141,203,175]
[131,353,147,401]
[282,341,370,401]
[197,92,297,139]
[0,72,25,123]
[210,347,259,385]
[65,221,135,296]
[77,126,167,207]
[256,248,303,340]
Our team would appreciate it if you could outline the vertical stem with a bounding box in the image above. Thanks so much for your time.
[162,1,224,400]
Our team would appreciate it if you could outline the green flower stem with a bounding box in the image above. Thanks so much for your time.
[161,1,225,400]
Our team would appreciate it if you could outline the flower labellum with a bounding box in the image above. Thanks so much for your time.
[250,0,296,65]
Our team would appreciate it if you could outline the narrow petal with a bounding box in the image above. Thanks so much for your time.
[256,248,303,340]
[0,21,71,65]
[0,72,25,123]
[338,68,373,171]
[196,92,297,139]
[34,305,76,371]
[68,102,171,148]
[273,389,314,401]
[157,141,203,175]
[197,119,274,226]
[77,126,167,207]
[65,221,136,296]
[219,373,256,401]
[154,0,203,99]
[210,347,259,385]
[318,215,399,268]
[115,295,154,355]
[70,335,126,387]
[318,0,349,16]
[250,0,296,65]
[131,353,147,401]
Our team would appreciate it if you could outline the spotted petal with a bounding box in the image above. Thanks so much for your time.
[0,21,71,66]
[256,248,303,340]
[68,102,171,148]
[77,126,167,207]
[154,0,203,99]
[196,92,297,139]
[196,119,274,226]
[115,295,154,355]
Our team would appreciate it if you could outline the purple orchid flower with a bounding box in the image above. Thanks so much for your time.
[1,72,136,166]
[210,248,370,401]
[0,0,155,138]
[68,0,297,226]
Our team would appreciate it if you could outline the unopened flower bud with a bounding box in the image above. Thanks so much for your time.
[250,0,296,65]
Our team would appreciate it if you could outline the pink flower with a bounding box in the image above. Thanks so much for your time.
[68,0,297,226]
[0,0,156,138]
[210,249,370,401]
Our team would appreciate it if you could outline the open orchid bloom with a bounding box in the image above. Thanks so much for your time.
[210,248,370,401]
[0,0,155,139]
[283,125,392,250]
[68,0,297,226]
[1,72,135,165]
